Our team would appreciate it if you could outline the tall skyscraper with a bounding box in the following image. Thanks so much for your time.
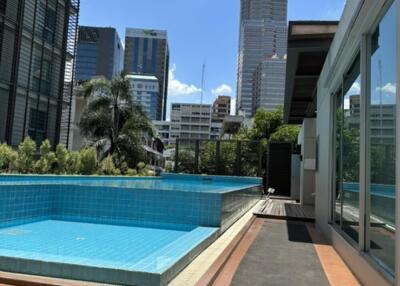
[253,57,286,112]
[76,26,124,81]
[0,0,80,147]
[236,0,287,117]
[124,28,169,121]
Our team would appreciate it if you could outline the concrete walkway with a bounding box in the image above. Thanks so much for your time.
[212,219,360,286]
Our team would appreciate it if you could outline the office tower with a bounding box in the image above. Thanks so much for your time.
[0,0,80,147]
[253,57,286,112]
[236,0,287,117]
[124,28,169,120]
[127,74,159,120]
[75,26,123,81]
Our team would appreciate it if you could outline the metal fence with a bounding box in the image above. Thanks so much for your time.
[173,139,264,177]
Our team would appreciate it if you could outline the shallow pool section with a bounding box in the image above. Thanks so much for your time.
[0,173,261,285]
[0,220,217,285]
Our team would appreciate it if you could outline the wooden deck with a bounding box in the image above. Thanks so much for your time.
[254,198,315,222]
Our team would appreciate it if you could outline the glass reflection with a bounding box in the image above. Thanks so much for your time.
[334,55,361,243]
[368,2,397,272]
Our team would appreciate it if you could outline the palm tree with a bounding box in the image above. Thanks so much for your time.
[78,72,154,167]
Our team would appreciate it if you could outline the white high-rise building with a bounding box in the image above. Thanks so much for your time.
[236,0,287,117]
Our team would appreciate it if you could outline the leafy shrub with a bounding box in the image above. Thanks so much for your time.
[66,151,80,174]
[35,140,56,174]
[15,137,37,173]
[78,147,97,175]
[55,144,69,174]
[137,162,146,170]
[126,168,137,176]
[165,162,173,172]
[98,154,119,175]
[0,143,16,172]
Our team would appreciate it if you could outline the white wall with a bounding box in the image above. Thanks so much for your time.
[299,118,316,205]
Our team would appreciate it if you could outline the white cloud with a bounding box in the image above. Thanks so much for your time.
[230,98,236,115]
[348,82,361,95]
[168,64,201,96]
[211,84,233,96]
[376,82,397,94]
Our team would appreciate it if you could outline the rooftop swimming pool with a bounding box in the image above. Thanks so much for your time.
[0,173,261,285]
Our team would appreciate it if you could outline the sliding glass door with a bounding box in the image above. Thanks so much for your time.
[335,55,361,243]
[333,0,397,275]
[368,1,397,272]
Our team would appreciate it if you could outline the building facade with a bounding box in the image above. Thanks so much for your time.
[236,0,287,117]
[210,95,231,139]
[153,103,212,145]
[0,0,79,147]
[285,1,399,285]
[127,74,159,120]
[75,26,123,81]
[124,28,169,120]
[152,120,171,146]
[253,57,286,112]
[212,95,231,123]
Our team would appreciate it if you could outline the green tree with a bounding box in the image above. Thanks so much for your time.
[78,72,154,168]
[249,107,283,140]
[270,125,301,145]
[15,137,37,173]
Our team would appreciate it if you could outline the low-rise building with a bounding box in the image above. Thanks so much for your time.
[153,103,212,145]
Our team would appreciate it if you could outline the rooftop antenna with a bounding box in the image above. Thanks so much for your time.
[200,62,205,105]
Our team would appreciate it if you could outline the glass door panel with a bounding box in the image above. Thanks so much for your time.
[368,2,397,272]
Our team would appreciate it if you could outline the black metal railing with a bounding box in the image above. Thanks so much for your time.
[173,139,264,177]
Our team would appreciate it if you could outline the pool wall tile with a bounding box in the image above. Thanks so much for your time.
[0,174,262,285]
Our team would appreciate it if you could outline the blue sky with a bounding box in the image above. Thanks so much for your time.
[79,0,345,119]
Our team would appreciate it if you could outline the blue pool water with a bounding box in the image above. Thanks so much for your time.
[0,174,259,193]
[0,220,217,272]
[0,173,262,285]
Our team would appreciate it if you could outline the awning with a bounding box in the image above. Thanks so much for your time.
[284,21,338,124]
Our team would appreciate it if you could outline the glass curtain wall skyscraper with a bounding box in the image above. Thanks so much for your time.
[236,0,287,117]
[124,28,169,120]
[75,26,123,81]
[0,0,79,147]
